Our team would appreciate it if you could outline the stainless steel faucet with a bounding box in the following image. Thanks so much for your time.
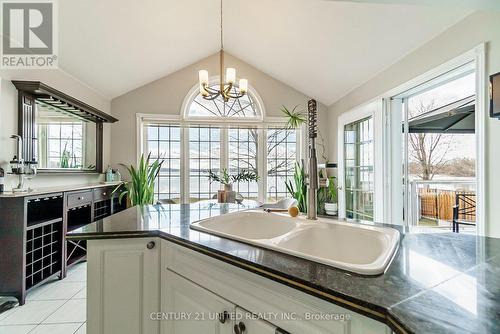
[307,99,318,220]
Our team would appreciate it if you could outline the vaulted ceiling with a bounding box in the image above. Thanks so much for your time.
[58,0,473,105]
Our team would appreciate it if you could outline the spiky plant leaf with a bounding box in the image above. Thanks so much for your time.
[281,105,306,130]
[113,153,164,206]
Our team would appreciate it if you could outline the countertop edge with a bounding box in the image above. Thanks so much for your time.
[67,230,412,334]
[0,182,122,198]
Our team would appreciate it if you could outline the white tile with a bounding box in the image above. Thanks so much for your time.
[30,323,82,334]
[71,288,86,300]
[0,325,35,334]
[28,282,85,301]
[64,266,87,283]
[42,299,86,324]
[74,323,86,334]
[0,308,16,322]
[0,300,65,325]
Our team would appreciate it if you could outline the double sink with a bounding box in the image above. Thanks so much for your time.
[191,210,400,275]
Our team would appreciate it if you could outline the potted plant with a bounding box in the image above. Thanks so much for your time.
[284,161,307,213]
[113,153,164,206]
[207,168,259,203]
[324,176,338,215]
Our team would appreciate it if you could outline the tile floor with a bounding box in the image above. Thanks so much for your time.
[0,262,87,334]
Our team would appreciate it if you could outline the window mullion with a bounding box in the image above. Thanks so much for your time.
[181,124,189,204]
[258,127,266,203]
[221,127,229,172]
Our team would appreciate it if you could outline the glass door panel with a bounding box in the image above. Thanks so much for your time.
[344,117,374,221]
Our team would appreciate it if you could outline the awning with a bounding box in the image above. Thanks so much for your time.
[407,95,475,134]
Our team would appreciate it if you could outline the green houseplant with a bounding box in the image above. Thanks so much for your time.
[208,168,259,203]
[113,153,164,206]
[207,168,259,190]
[285,161,307,213]
[281,105,306,130]
[324,176,338,215]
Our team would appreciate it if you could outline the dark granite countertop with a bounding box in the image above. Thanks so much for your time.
[67,202,500,334]
[0,181,120,198]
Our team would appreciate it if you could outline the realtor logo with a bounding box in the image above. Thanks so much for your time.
[1,0,58,68]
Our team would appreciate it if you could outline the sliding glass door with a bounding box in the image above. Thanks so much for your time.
[343,117,374,221]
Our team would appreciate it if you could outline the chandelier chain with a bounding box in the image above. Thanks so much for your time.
[220,0,223,50]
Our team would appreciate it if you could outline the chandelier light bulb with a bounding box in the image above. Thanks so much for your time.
[239,79,248,93]
[226,68,236,84]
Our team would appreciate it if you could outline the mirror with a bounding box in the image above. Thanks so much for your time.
[36,100,98,171]
[13,81,117,174]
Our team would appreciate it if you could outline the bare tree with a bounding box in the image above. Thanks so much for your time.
[408,100,454,180]
[228,128,295,177]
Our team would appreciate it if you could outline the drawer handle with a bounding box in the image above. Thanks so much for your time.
[103,192,107,196]
[146,241,155,249]
[218,311,230,324]
[234,322,246,334]
[78,197,84,200]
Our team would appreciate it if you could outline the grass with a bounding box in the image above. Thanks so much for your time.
[418,217,439,227]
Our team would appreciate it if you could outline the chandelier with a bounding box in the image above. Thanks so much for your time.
[198,0,248,102]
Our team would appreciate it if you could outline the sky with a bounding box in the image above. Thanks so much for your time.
[407,72,476,160]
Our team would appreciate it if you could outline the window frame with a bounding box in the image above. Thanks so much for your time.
[137,118,303,204]
[137,80,304,203]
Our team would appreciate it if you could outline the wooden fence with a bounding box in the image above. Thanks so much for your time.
[418,188,476,222]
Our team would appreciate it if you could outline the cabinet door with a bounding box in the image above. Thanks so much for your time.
[163,270,234,334]
[87,238,160,334]
[234,307,277,334]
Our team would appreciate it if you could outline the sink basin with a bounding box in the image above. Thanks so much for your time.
[191,211,400,275]
[193,211,298,240]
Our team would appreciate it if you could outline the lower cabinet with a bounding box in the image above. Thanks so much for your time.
[87,238,161,334]
[234,307,278,334]
[87,237,391,334]
[163,270,233,334]
[163,270,279,334]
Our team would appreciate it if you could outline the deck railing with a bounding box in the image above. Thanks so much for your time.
[408,180,476,227]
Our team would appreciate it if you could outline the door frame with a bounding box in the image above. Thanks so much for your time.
[337,101,384,222]
[382,44,486,234]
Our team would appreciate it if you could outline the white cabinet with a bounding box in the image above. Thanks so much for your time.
[87,238,161,334]
[234,307,277,334]
[163,271,282,334]
[162,270,233,334]
[85,237,390,334]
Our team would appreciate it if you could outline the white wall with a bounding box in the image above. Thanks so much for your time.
[0,69,111,190]
[110,52,329,170]
[327,11,500,237]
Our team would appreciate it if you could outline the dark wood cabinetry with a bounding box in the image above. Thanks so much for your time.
[0,184,126,305]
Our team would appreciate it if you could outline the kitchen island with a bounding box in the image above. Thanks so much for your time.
[68,203,500,334]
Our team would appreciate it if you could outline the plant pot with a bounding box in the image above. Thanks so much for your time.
[324,202,338,216]
[218,184,236,203]
[225,190,236,203]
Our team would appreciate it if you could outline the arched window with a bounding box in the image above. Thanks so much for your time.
[141,81,301,204]
[187,83,262,119]
[183,81,264,120]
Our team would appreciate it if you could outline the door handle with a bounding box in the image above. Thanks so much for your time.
[218,310,230,324]
[234,321,246,334]
[146,241,155,249]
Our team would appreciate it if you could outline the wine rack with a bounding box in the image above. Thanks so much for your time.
[25,218,62,289]
[94,199,111,221]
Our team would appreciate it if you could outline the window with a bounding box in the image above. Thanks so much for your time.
[188,84,259,118]
[267,127,297,201]
[229,127,259,200]
[189,126,221,202]
[39,122,84,169]
[141,84,302,203]
[146,124,181,202]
